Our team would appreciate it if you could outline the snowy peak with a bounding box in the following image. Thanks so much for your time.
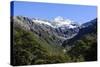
[13,16,80,41]
[53,16,72,25]
[52,16,78,28]
[32,16,79,29]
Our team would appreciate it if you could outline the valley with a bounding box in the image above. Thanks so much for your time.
[11,16,97,66]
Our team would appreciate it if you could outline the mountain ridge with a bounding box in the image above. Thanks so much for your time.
[13,16,80,45]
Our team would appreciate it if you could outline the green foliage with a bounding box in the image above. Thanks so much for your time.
[12,20,97,65]
[67,33,97,62]
[12,27,71,66]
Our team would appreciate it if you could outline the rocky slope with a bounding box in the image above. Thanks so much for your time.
[13,16,80,45]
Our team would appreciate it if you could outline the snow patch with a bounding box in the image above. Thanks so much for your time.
[32,16,78,29]
[32,19,53,27]
[52,16,76,28]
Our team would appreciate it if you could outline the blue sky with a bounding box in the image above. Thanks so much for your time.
[11,1,97,24]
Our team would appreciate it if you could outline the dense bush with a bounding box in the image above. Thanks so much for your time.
[67,33,97,62]
[12,27,71,66]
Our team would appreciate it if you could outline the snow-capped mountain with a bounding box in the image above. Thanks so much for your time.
[51,16,79,39]
[32,16,79,29]
[13,16,80,45]
[31,16,80,39]
[52,16,77,28]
